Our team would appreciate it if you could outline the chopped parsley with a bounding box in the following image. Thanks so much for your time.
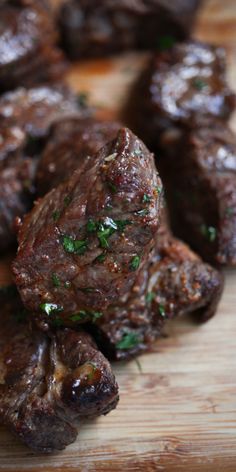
[159,304,165,317]
[193,78,207,91]
[157,35,175,50]
[200,224,217,242]
[52,210,60,222]
[64,195,72,207]
[136,209,149,216]
[155,185,162,194]
[116,331,141,350]
[87,219,97,232]
[51,273,60,287]
[107,181,117,193]
[62,235,88,255]
[130,255,141,271]
[86,362,97,381]
[146,291,155,303]
[142,194,151,203]
[95,253,106,263]
[77,92,88,108]
[40,303,63,316]
[70,310,103,323]
[115,219,132,232]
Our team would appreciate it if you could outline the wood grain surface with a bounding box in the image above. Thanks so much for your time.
[1,0,236,470]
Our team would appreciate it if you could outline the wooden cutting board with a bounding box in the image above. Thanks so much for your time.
[1,1,236,470]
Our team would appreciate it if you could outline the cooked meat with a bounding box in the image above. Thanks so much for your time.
[0,297,119,452]
[0,0,65,93]
[89,220,223,361]
[13,128,163,326]
[36,117,121,195]
[59,0,201,59]
[0,84,83,144]
[158,122,236,266]
[128,41,236,150]
[0,84,83,252]
[0,156,35,252]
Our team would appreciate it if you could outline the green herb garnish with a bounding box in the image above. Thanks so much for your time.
[200,224,217,242]
[142,194,151,203]
[95,253,106,263]
[116,331,141,350]
[70,310,103,323]
[87,219,97,232]
[159,304,165,317]
[62,235,88,255]
[64,195,72,207]
[64,280,71,289]
[40,303,63,316]
[52,273,60,287]
[146,292,155,303]
[157,35,175,50]
[130,255,141,271]
[77,92,88,108]
[52,210,60,222]
[193,78,207,91]
[136,209,149,216]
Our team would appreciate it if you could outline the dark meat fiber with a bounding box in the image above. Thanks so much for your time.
[0,84,82,252]
[90,221,223,361]
[129,41,236,150]
[36,117,121,195]
[13,128,163,326]
[59,0,201,58]
[0,0,65,93]
[160,122,236,266]
[0,298,119,452]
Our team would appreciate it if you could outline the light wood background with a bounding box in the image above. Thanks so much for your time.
[0,0,236,470]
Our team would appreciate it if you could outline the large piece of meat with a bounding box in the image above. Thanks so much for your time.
[59,0,201,58]
[89,220,223,360]
[0,296,119,452]
[13,128,163,325]
[0,0,66,93]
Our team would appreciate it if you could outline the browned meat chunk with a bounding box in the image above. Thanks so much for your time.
[0,297,119,452]
[13,128,163,326]
[0,84,83,143]
[0,0,65,93]
[159,122,236,266]
[0,84,83,252]
[36,117,121,195]
[59,0,201,59]
[128,41,236,150]
[89,221,223,361]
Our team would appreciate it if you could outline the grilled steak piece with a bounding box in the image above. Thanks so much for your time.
[0,297,119,452]
[36,117,121,195]
[0,0,65,93]
[59,0,201,59]
[13,128,163,326]
[0,84,83,252]
[159,122,236,266]
[0,84,83,144]
[89,220,223,361]
[0,155,35,252]
[128,41,236,151]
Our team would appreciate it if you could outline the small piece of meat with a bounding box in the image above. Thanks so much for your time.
[0,156,35,252]
[36,117,121,195]
[159,122,236,266]
[0,297,119,452]
[59,0,201,59]
[0,0,66,93]
[0,84,84,143]
[128,41,236,150]
[0,84,84,252]
[89,221,223,361]
[13,128,163,326]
